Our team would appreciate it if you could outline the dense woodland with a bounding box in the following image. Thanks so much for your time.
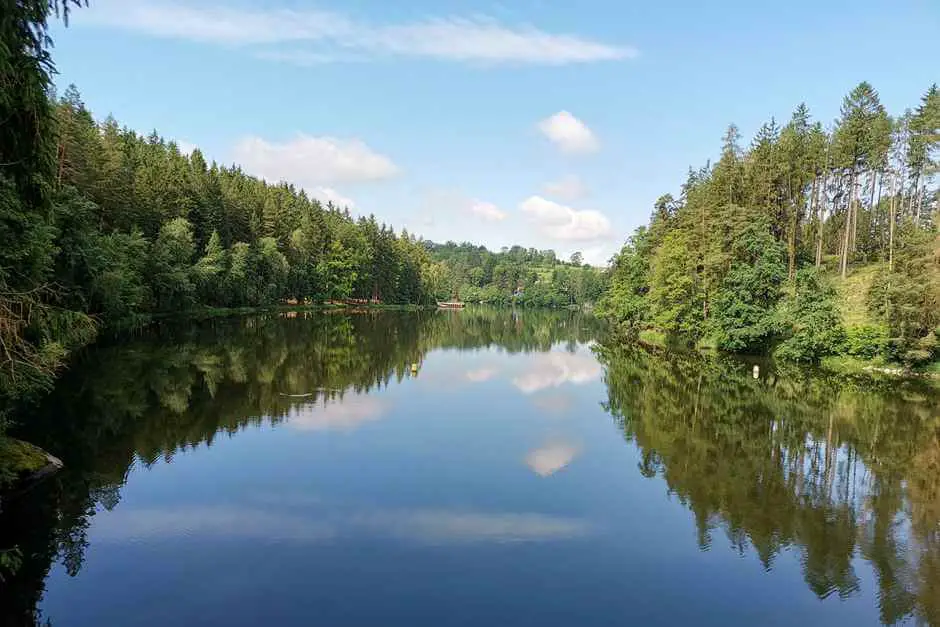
[1,2,938,429]
[598,82,940,366]
[426,242,606,307]
[0,2,602,425]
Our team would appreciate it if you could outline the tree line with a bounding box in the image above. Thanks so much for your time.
[1,2,598,422]
[599,81,939,366]
[426,242,607,307]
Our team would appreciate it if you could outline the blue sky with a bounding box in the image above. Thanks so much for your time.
[51,0,939,264]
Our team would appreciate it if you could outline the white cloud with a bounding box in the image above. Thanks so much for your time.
[469,201,507,222]
[577,245,616,268]
[373,510,589,543]
[537,111,599,154]
[287,395,386,432]
[310,187,356,209]
[175,140,197,156]
[512,351,602,394]
[519,195,611,242]
[231,135,398,193]
[85,1,348,45]
[466,368,499,382]
[95,505,588,545]
[93,506,335,542]
[525,442,581,477]
[543,174,588,200]
[82,1,636,66]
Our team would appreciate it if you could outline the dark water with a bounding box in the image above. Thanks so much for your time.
[2,309,939,626]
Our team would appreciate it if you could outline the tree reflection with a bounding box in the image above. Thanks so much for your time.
[597,344,940,625]
[2,311,938,626]
[0,308,600,625]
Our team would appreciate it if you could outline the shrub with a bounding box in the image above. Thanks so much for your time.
[841,325,890,359]
[774,269,844,363]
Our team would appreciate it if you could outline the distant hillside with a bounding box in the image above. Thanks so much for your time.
[424,241,607,306]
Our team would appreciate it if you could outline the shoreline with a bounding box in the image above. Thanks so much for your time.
[0,438,63,494]
[625,328,940,383]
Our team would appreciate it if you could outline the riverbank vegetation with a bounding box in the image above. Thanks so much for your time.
[2,2,937,438]
[598,82,939,370]
[0,3,603,429]
[427,243,606,307]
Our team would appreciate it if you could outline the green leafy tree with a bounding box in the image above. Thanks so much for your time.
[774,269,844,362]
[710,220,786,352]
[149,218,197,311]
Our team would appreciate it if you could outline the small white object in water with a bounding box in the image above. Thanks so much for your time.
[753,364,760,379]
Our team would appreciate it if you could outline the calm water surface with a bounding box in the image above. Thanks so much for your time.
[2,309,939,626]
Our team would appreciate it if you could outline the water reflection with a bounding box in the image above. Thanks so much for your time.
[89,505,589,545]
[512,351,602,394]
[465,368,499,383]
[0,308,602,626]
[286,396,388,432]
[525,441,581,477]
[0,309,938,626]
[596,344,940,625]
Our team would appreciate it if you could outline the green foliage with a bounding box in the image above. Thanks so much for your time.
[194,231,227,303]
[424,241,604,307]
[0,547,22,583]
[774,270,845,362]
[596,227,651,334]
[710,220,786,352]
[842,325,890,359]
[867,221,939,364]
[598,81,938,366]
[649,229,701,337]
[150,217,197,311]
[0,437,49,490]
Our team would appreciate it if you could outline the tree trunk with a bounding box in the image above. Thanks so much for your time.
[788,201,797,282]
[701,200,708,320]
[841,170,856,278]
[875,172,884,258]
[864,169,877,260]
[888,170,897,273]
[56,105,72,188]
[812,173,823,268]
[909,170,920,218]
[850,171,860,253]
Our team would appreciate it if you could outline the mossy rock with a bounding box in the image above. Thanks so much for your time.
[0,438,59,491]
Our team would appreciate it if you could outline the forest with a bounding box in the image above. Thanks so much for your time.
[598,82,939,367]
[2,2,938,431]
[0,1,604,426]
[426,242,606,307]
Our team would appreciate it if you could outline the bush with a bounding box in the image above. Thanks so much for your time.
[774,269,844,363]
[711,220,787,353]
[841,325,890,359]
[902,331,939,367]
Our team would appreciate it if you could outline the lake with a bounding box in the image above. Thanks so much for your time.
[2,308,939,626]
